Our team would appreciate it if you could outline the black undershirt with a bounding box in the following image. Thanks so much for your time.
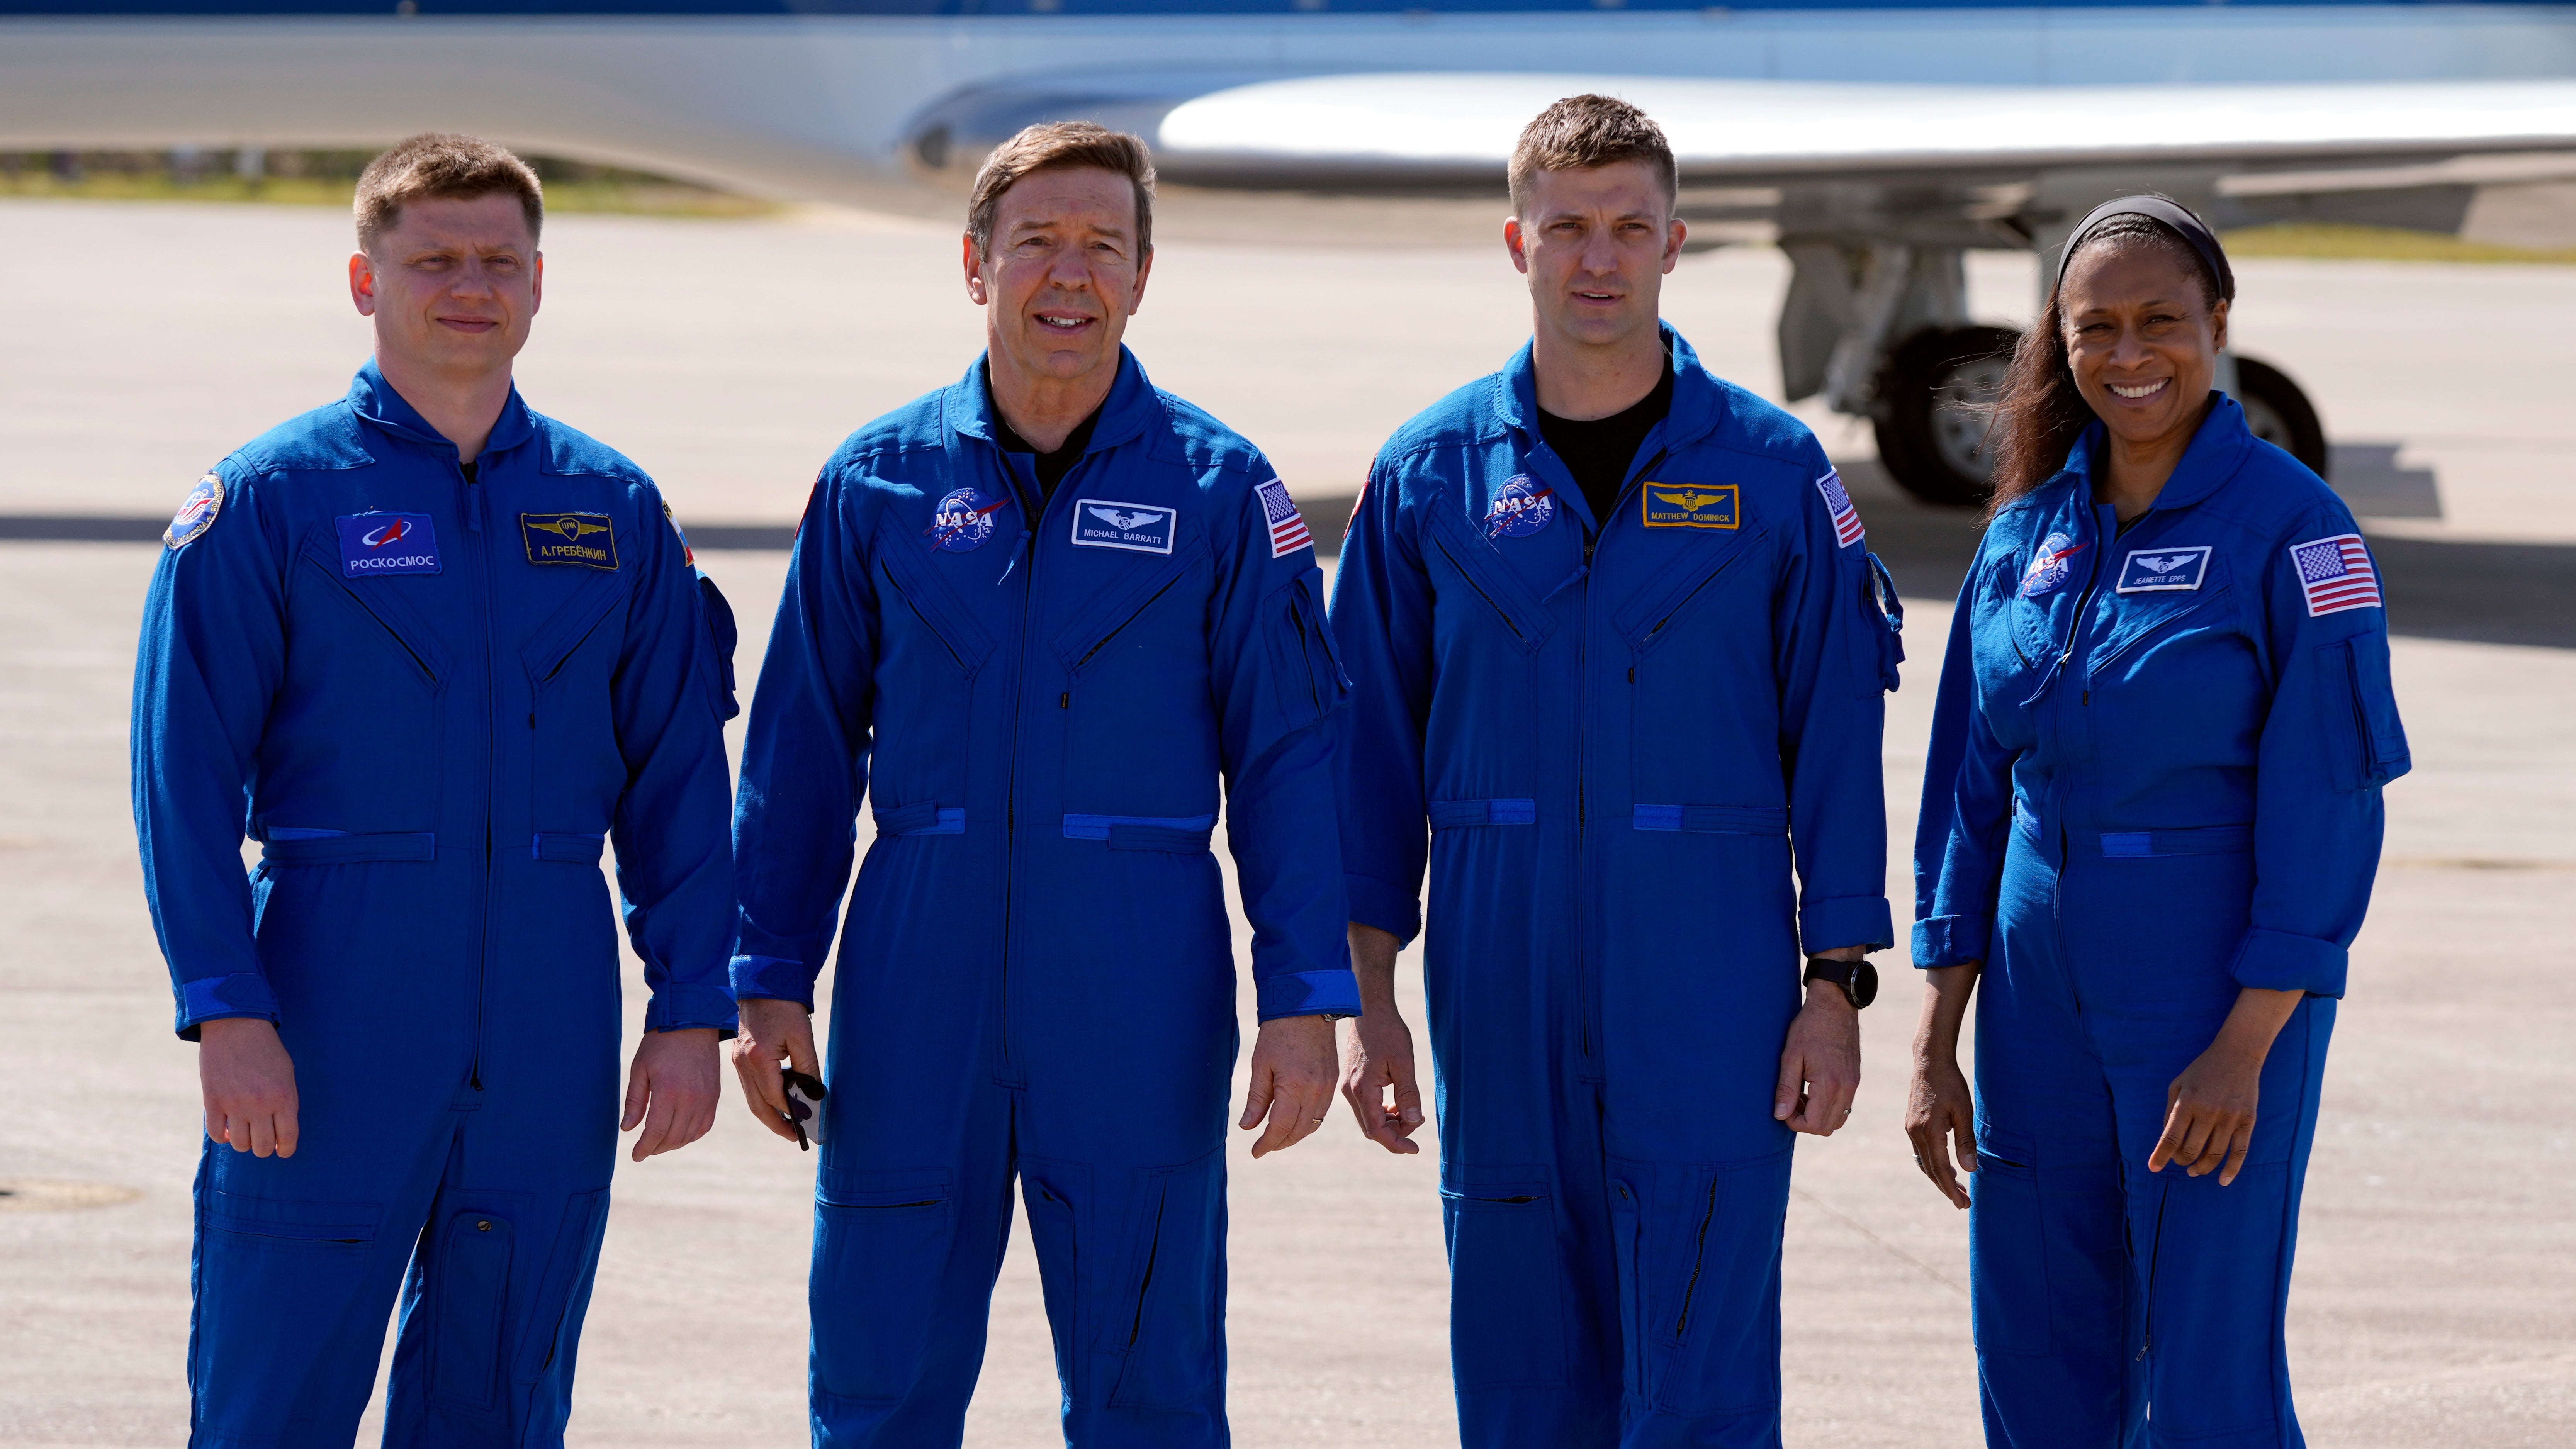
[1537,361,1674,526]
[460,460,478,485]
[984,363,1103,503]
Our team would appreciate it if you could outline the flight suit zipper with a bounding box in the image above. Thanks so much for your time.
[993,451,1082,1083]
[1571,445,1668,1065]
[462,453,498,1093]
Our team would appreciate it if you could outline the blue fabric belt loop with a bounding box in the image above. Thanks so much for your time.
[1632,804,1789,835]
[873,803,965,836]
[1061,813,1217,842]
[532,832,606,863]
[259,832,435,864]
[1428,798,1538,829]
[2094,826,2253,858]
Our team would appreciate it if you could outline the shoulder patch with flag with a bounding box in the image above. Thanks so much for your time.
[2289,533,2382,616]
[1815,469,1865,548]
[1257,477,1311,558]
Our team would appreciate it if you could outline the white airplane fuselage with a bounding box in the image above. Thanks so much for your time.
[3,5,2573,207]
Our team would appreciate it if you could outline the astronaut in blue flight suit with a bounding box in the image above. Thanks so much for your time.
[1905,198,2409,1448]
[131,137,738,1448]
[1331,97,1903,1449]
[724,124,1357,1449]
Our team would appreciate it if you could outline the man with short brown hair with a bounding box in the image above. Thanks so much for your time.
[133,131,737,1447]
[1331,95,1902,1446]
[727,120,1356,1447]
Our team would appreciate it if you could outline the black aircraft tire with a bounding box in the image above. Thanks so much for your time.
[2233,356,2331,481]
[1873,325,2023,508]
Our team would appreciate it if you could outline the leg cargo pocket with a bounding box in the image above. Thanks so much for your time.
[429,1210,515,1413]
[1107,1155,1225,1411]
[1651,1154,1789,1419]
[1442,1180,1567,1389]
[1970,1153,2051,1357]
[811,1177,954,1403]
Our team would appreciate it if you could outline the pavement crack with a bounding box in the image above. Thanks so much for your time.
[1790,1184,1969,1299]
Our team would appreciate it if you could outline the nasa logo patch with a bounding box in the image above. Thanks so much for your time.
[1641,483,1739,530]
[1485,475,1554,538]
[334,512,442,577]
[166,473,223,550]
[926,486,1009,553]
[520,512,618,570]
[2116,545,2212,594]
[1071,499,1176,555]
[2019,531,2089,597]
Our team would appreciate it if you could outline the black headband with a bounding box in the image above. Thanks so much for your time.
[2052,195,2236,304]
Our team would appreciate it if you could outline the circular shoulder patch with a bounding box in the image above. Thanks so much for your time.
[166,473,224,550]
[1484,475,1555,539]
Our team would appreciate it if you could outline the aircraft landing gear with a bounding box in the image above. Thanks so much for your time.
[2232,356,2330,480]
[1872,326,2019,507]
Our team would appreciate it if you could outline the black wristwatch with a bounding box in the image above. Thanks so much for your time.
[1802,956,1879,1010]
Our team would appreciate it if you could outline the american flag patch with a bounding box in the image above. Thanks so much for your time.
[2289,533,2383,616]
[1257,477,1311,558]
[1815,469,1865,548]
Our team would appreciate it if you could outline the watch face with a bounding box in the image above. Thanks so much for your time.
[1848,960,1880,1010]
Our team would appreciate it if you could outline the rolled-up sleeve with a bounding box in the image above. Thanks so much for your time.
[729,475,877,1011]
[1911,570,2016,970]
[1326,465,1437,946]
[2233,516,2409,997]
[1211,471,1361,1021]
[132,465,287,1038]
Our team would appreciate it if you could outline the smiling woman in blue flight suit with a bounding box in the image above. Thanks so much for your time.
[1906,197,2410,1448]
[132,137,739,1449]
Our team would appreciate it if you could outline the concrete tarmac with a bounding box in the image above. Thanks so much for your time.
[1,198,2570,1447]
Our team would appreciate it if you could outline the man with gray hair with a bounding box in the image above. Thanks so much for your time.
[727,121,1357,1446]
[1331,95,1904,1447]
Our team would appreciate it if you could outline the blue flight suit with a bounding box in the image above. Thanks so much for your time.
[729,348,1359,1449]
[1912,397,2410,1448]
[1331,327,1902,1448]
[131,361,740,1449]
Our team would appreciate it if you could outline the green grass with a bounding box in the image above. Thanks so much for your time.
[0,169,782,220]
[2221,222,2576,265]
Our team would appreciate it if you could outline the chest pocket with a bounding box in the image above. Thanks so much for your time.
[277,534,452,836]
[524,567,633,844]
[1420,504,1559,802]
[1970,553,2045,696]
[1053,541,1217,820]
[1614,525,1769,808]
[873,523,997,822]
[1427,504,1559,656]
[2088,572,2236,685]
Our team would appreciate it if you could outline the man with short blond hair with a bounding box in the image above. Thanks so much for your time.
[727,120,1356,1447]
[1331,95,1903,1447]
[133,131,737,1447]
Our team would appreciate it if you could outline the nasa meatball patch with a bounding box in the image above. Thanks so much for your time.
[166,473,224,550]
[1070,499,1176,555]
[1484,475,1554,539]
[335,512,442,577]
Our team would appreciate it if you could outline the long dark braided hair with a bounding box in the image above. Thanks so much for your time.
[1983,214,2230,519]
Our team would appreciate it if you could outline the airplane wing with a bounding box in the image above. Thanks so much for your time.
[1139,73,2576,187]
